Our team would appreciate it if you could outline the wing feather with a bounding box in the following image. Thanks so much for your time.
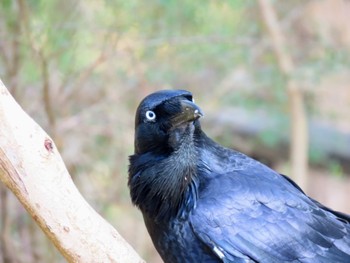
[190,167,350,262]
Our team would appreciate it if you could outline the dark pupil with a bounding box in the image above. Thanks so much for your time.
[148,112,154,119]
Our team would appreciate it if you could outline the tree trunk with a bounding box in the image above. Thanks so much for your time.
[258,0,309,189]
[0,79,145,263]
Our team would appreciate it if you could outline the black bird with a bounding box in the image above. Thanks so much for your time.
[128,89,350,263]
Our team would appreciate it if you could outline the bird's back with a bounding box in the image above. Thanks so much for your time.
[190,137,350,262]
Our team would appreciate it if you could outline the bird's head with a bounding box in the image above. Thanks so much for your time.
[129,90,203,220]
[133,89,203,154]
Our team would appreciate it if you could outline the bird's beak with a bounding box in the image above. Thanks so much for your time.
[170,99,204,127]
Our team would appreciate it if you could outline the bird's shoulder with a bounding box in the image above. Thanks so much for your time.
[196,133,258,175]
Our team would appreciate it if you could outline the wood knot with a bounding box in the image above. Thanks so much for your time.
[44,138,54,152]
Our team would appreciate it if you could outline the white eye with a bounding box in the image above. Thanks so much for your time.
[145,110,156,121]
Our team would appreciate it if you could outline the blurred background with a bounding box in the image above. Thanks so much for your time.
[0,0,350,262]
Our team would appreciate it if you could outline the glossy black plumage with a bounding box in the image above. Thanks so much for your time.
[128,90,350,263]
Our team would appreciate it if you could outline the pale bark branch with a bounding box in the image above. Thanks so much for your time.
[258,0,309,189]
[0,79,145,263]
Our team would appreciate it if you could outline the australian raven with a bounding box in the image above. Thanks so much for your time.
[128,89,350,263]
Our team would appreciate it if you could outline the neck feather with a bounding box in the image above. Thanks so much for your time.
[129,126,198,222]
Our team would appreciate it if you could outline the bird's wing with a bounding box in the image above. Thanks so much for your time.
[190,167,350,263]
[280,173,350,224]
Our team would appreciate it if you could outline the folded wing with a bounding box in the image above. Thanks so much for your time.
[190,167,350,262]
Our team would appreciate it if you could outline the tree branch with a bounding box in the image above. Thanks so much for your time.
[0,79,145,263]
